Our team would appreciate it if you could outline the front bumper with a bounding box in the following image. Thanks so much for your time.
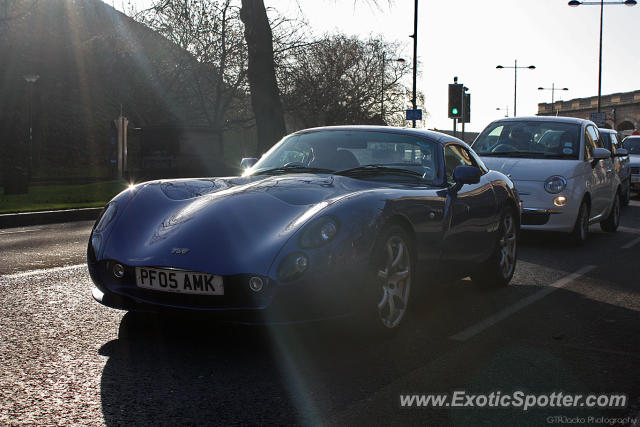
[88,257,369,323]
[514,180,580,232]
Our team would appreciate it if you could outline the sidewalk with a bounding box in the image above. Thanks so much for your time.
[0,207,103,229]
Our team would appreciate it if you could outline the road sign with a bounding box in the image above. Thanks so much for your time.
[406,109,422,121]
[590,112,606,127]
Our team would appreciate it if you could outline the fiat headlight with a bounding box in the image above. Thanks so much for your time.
[544,176,567,194]
[299,216,340,249]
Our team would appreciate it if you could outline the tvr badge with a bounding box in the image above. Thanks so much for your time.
[171,248,190,255]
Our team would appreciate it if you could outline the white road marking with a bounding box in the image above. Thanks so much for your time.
[621,236,640,249]
[1,263,87,280]
[618,226,640,235]
[0,228,42,235]
[449,265,597,342]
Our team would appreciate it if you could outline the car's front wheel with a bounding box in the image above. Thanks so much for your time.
[370,225,413,330]
[600,192,620,232]
[471,206,518,287]
[570,200,590,245]
[622,178,631,206]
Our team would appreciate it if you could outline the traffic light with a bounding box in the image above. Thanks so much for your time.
[462,92,471,123]
[448,83,463,119]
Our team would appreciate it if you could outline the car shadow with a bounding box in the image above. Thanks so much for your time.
[99,311,444,425]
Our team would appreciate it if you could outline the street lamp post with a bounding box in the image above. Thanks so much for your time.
[381,53,406,124]
[496,60,536,117]
[568,0,636,113]
[538,83,569,114]
[24,73,39,180]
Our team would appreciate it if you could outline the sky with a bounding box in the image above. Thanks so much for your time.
[115,0,640,132]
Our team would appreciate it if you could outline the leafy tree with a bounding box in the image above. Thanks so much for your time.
[279,34,420,128]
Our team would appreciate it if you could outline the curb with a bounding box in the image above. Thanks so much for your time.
[0,207,103,229]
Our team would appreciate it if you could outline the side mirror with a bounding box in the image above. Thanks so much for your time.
[615,148,628,157]
[240,158,258,169]
[453,165,481,185]
[592,147,611,160]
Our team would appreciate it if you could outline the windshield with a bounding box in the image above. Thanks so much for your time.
[248,130,439,182]
[623,137,640,154]
[472,121,581,159]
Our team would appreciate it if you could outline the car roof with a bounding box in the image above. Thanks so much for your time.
[598,128,618,134]
[488,116,593,126]
[291,125,464,145]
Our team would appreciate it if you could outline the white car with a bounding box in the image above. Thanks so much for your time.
[472,117,621,243]
[622,135,640,193]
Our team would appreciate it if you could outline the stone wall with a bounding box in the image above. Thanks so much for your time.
[538,90,640,132]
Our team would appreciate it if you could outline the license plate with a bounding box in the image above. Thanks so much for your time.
[135,267,223,295]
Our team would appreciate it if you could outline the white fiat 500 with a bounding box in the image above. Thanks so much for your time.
[472,117,622,243]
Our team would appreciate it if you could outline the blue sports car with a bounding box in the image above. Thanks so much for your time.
[88,126,520,331]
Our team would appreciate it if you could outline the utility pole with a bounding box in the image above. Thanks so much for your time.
[411,0,418,128]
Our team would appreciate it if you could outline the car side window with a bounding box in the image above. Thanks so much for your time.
[610,133,619,150]
[444,144,477,183]
[584,126,598,160]
[589,126,603,148]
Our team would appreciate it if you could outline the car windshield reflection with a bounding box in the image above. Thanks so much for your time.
[473,121,581,160]
[248,130,439,182]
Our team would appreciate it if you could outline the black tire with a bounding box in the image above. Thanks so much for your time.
[362,225,414,333]
[600,192,620,232]
[621,178,631,206]
[570,200,590,245]
[471,206,518,288]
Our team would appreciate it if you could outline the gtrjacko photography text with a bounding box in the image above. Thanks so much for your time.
[399,391,628,411]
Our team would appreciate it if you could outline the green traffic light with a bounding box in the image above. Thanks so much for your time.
[452,108,458,115]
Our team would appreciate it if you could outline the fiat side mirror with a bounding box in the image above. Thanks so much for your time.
[590,148,611,167]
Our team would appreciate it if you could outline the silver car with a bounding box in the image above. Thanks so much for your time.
[599,128,631,205]
[472,117,621,244]
[622,135,640,194]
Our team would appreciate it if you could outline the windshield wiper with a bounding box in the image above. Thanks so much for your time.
[479,151,546,158]
[253,165,334,176]
[335,164,425,179]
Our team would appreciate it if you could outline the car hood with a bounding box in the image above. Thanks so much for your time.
[101,174,376,275]
[629,154,640,166]
[480,157,581,181]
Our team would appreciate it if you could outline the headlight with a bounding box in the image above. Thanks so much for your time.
[299,216,340,249]
[544,176,567,194]
[94,202,117,233]
[277,252,309,282]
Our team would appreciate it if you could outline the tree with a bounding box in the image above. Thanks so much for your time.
[136,0,252,156]
[239,0,286,155]
[279,34,418,128]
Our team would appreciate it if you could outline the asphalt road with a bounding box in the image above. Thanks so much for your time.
[1,199,639,425]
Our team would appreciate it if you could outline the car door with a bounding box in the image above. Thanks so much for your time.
[585,125,613,218]
[441,143,498,264]
[610,132,630,182]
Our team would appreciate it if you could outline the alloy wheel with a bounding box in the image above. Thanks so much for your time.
[376,235,411,329]
[499,212,517,279]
